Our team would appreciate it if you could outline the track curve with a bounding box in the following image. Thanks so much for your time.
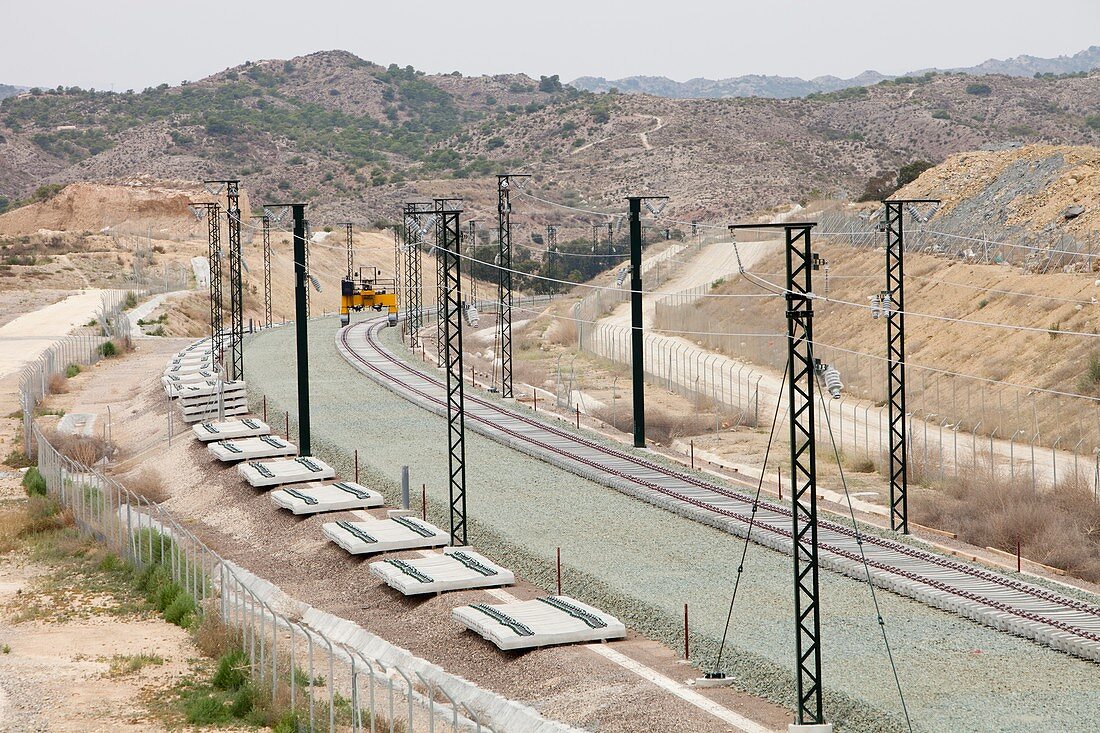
[337,318,1100,663]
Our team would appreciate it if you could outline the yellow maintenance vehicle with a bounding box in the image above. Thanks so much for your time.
[340,267,398,327]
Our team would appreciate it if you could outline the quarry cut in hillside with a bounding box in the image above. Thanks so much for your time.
[0,178,251,238]
[895,143,1099,241]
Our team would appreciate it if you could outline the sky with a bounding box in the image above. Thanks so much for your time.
[2,0,1098,90]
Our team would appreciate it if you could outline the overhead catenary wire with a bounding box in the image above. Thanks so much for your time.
[814,367,913,733]
[711,359,790,675]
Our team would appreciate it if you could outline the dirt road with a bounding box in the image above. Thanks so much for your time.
[0,290,112,380]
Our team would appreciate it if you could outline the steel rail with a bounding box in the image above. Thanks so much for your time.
[336,319,1100,662]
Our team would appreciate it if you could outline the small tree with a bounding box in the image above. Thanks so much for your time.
[898,160,935,188]
[538,75,563,93]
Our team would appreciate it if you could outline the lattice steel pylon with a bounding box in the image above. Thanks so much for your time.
[436,198,467,546]
[393,227,404,336]
[252,214,272,327]
[206,180,244,381]
[192,202,223,371]
[497,174,528,397]
[731,220,827,729]
[883,198,939,534]
[403,202,431,348]
[341,222,354,278]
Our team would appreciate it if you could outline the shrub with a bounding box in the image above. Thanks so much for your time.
[163,591,196,627]
[123,292,138,309]
[5,450,33,469]
[64,363,80,378]
[184,693,231,725]
[212,649,248,691]
[154,579,182,612]
[1086,115,1100,131]
[229,685,255,717]
[47,373,67,394]
[22,495,66,535]
[1078,352,1100,393]
[22,467,46,496]
[98,340,118,357]
[965,83,992,96]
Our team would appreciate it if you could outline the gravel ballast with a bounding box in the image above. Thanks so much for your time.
[245,319,1100,733]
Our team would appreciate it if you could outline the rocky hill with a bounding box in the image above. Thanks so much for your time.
[2,50,1100,227]
[572,46,1100,99]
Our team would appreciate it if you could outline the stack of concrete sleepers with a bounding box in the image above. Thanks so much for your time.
[192,417,270,442]
[238,456,336,488]
[322,515,447,555]
[371,547,515,595]
[162,369,221,394]
[208,435,297,462]
[270,481,384,514]
[176,380,249,423]
[452,596,626,650]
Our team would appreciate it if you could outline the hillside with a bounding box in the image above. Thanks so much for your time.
[2,50,1100,226]
[572,45,1100,99]
[654,144,1100,450]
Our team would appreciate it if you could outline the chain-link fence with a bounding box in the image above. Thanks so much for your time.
[17,303,549,733]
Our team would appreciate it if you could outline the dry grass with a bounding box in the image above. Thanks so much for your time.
[913,460,1100,582]
[47,373,68,394]
[51,431,112,466]
[591,403,715,445]
[544,317,577,346]
[193,608,243,660]
[124,468,169,504]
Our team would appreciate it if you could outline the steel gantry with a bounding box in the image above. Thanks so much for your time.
[435,198,467,545]
[206,180,244,381]
[626,195,667,448]
[252,214,272,328]
[883,198,939,534]
[730,221,828,730]
[497,174,528,398]
[402,202,432,348]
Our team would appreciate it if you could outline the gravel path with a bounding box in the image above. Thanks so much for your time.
[245,318,1100,733]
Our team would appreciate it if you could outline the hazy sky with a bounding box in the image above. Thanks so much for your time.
[3,1,1098,90]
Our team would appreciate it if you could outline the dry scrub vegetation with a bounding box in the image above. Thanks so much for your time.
[910,456,1100,582]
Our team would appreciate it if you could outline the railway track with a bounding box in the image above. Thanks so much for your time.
[337,318,1100,663]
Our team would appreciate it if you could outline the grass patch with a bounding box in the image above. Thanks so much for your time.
[4,450,33,469]
[105,652,164,677]
[21,466,46,496]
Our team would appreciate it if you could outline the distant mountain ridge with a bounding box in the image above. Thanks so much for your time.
[0,84,27,101]
[571,45,1100,98]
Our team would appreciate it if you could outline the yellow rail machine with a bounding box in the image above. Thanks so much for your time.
[340,267,398,326]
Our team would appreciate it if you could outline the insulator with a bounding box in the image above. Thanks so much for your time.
[308,274,322,293]
[881,291,892,314]
[616,267,629,287]
[464,304,480,328]
[870,294,882,319]
[821,365,843,399]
